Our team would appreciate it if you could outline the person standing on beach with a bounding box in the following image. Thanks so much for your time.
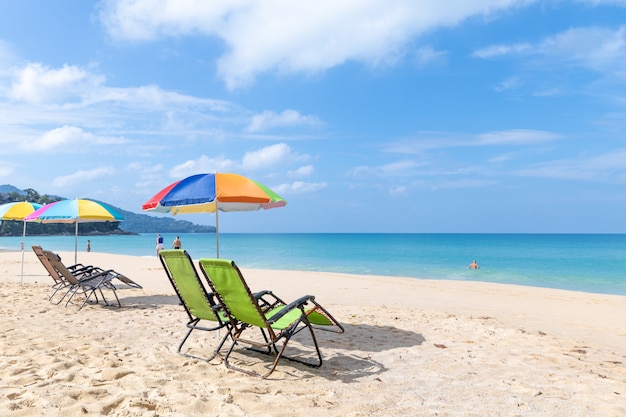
[156,234,165,256]
[172,236,181,249]
[86,240,91,252]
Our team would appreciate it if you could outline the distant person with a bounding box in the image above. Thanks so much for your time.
[86,240,91,252]
[172,236,182,249]
[468,260,479,270]
[156,234,165,256]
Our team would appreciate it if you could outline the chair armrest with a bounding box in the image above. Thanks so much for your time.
[68,263,90,270]
[266,295,315,324]
[254,290,286,312]
[71,265,98,276]
[253,290,273,299]
[78,269,115,283]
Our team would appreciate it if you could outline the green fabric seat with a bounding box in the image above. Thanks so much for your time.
[159,250,231,361]
[199,258,344,378]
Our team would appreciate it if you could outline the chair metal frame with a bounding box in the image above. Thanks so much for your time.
[199,258,344,378]
[44,250,120,309]
[159,250,232,361]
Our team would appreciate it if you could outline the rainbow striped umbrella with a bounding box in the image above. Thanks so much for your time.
[142,173,286,257]
[25,199,124,263]
[0,201,43,220]
[0,201,43,284]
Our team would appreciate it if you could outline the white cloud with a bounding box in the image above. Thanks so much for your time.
[0,162,14,178]
[389,185,407,195]
[9,63,105,103]
[273,181,327,194]
[494,76,522,92]
[0,61,243,157]
[474,25,626,78]
[349,160,421,177]
[4,62,234,121]
[125,143,310,184]
[432,179,498,189]
[246,109,321,132]
[476,129,562,145]
[515,149,626,182]
[539,26,626,75]
[241,143,307,170]
[288,165,314,178]
[99,0,540,89]
[27,126,127,152]
[98,0,232,41]
[414,46,447,66]
[472,43,532,58]
[52,166,116,187]
[0,40,19,76]
[385,129,562,153]
[168,155,236,179]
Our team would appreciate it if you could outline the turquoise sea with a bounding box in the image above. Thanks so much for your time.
[2,233,626,296]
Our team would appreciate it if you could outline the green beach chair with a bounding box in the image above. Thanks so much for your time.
[198,258,344,378]
[159,250,231,361]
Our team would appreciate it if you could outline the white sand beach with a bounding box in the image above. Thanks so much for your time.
[1,250,625,416]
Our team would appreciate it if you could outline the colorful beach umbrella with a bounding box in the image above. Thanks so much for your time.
[0,201,43,220]
[142,173,286,257]
[25,199,124,263]
[0,201,43,284]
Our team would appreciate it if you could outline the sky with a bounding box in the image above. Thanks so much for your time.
[1,0,626,233]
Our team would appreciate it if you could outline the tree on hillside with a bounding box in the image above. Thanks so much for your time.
[0,190,123,236]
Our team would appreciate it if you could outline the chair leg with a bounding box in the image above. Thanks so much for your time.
[78,288,99,310]
[263,319,323,378]
[49,285,68,304]
[178,319,232,362]
[108,286,121,308]
[177,319,199,355]
[54,286,75,305]
[245,328,273,355]
[64,287,81,307]
[222,318,324,378]
[222,327,263,377]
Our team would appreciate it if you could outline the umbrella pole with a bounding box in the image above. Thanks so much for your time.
[20,221,26,285]
[74,222,78,264]
[215,209,219,258]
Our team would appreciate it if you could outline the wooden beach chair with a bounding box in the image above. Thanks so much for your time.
[159,250,232,361]
[51,247,142,289]
[32,245,97,302]
[198,258,344,378]
[44,250,121,310]
[35,245,142,289]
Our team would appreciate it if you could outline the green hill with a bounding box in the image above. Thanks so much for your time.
[113,206,215,234]
[0,185,215,235]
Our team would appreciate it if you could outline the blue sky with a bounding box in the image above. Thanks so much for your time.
[1,1,626,233]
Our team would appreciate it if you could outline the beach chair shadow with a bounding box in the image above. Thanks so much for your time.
[44,250,121,310]
[113,294,182,308]
[337,323,426,352]
[198,258,345,379]
[159,250,231,362]
[282,323,424,382]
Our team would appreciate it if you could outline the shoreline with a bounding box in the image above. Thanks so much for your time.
[4,233,626,297]
[5,250,626,345]
[6,245,626,297]
[2,250,625,416]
